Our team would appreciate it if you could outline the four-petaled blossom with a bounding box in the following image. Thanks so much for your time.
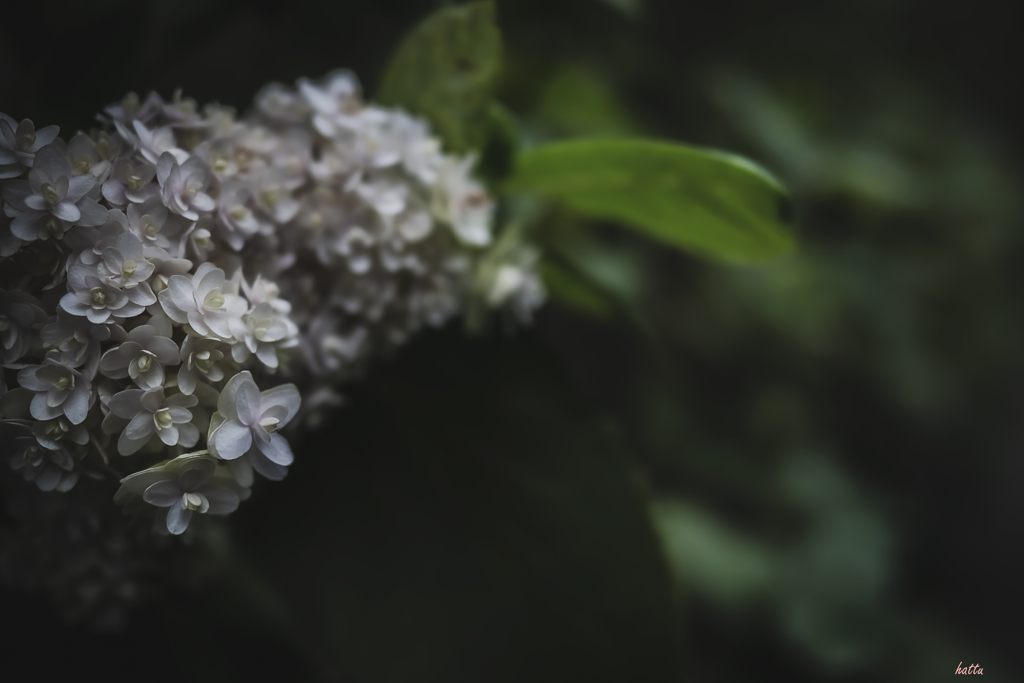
[106,386,199,455]
[31,416,89,451]
[39,306,117,379]
[156,151,215,221]
[125,200,179,250]
[116,119,187,165]
[60,262,152,324]
[1,288,48,366]
[10,436,78,492]
[0,113,60,179]
[214,182,263,250]
[2,144,107,241]
[17,351,93,424]
[65,132,113,180]
[97,232,156,289]
[230,302,298,369]
[208,371,300,486]
[102,157,158,206]
[116,456,249,535]
[158,262,246,339]
[99,323,178,390]
[177,335,225,395]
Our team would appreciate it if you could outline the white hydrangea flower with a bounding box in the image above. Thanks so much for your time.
[147,248,194,295]
[115,119,187,165]
[249,167,301,224]
[96,232,156,290]
[31,415,90,451]
[432,155,493,246]
[40,306,117,379]
[176,334,225,395]
[102,157,158,206]
[10,435,78,492]
[98,322,178,390]
[207,371,300,486]
[158,262,246,339]
[2,144,107,241]
[230,302,298,369]
[17,351,94,424]
[182,222,215,262]
[255,82,308,123]
[60,262,153,324]
[0,113,61,179]
[65,132,113,181]
[105,386,199,455]
[63,211,127,266]
[1,198,23,257]
[124,200,180,251]
[102,91,165,126]
[214,182,263,250]
[1,288,48,366]
[485,252,547,322]
[240,274,290,314]
[297,70,360,137]
[161,89,207,130]
[116,455,249,535]
[156,152,215,221]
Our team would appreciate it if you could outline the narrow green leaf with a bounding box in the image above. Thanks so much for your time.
[505,138,796,262]
[376,1,502,153]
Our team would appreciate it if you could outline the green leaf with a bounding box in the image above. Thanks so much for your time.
[505,138,796,262]
[376,1,502,153]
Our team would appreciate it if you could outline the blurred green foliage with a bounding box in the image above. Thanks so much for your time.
[377,1,502,153]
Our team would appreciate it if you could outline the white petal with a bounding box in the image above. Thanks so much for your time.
[250,450,289,480]
[166,500,192,535]
[53,202,81,223]
[156,424,179,446]
[178,422,199,448]
[63,386,90,424]
[228,458,254,487]
[217,371,252,420]
[99,347,130,378]
[124,411,154,440]
[119,467,173,496]
[156,152,176,186]
[235,378,261,425]
[16,366,50,391]
[212,419,253,460]
[31,392,63,420]
[197,484,240,514]
[259,383,301,427]
[256,432,294,466]
[177,366,197,395]
[143,480,181,507]
[166,274,196,313]
[255,343,278,368]
[108,388,144,418]
[118,429,150,455]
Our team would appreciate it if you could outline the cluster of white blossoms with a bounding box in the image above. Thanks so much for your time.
[0,70,544,554]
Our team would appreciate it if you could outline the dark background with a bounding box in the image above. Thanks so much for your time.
[2,1,1023,681]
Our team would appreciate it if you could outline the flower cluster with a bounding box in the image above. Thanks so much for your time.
[221,71,543,399]
[1,69,544,566]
